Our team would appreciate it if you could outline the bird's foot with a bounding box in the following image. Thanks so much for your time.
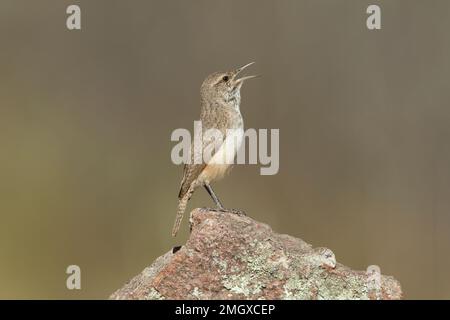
[208,207,247,216]
[219,208,247,216]
[228,208,247,216]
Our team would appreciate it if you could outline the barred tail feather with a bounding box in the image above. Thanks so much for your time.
[172,187,193,237]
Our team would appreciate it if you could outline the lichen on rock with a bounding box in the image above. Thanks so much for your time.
[110,208,402,300]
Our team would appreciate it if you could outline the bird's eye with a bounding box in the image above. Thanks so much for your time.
[222,75,229,82]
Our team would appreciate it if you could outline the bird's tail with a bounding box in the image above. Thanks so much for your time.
[172,187,193,237]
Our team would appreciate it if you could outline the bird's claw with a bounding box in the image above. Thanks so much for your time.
[226,208,247,216]
[208,207,247,216]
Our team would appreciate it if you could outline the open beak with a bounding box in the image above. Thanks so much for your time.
[232,62,259,85]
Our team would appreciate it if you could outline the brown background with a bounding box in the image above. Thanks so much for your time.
[1,0,449,299]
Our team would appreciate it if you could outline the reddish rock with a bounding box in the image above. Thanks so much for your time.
[110,208,402,300]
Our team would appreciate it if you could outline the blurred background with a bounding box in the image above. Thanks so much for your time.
[1,0,449,299]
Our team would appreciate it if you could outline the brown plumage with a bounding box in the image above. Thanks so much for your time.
[172,63,257,236]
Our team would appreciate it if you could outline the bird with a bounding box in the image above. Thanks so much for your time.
[172,62,257,236]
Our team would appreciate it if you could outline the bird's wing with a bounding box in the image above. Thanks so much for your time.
[178,162,205,199]
[178,127,228,199]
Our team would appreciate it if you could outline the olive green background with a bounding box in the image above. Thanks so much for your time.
[1,0,449,299]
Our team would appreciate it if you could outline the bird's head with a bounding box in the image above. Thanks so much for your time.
[200,62,257,108]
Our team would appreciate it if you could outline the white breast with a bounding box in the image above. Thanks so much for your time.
[208,128,244,165]
[198,128,244,183]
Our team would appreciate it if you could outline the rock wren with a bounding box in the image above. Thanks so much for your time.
[172,62,257,236]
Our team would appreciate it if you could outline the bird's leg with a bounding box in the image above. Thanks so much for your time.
[204,184,224,210]
[204,184,246,216]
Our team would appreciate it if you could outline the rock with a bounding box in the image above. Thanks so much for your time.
[110,208,402,300]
